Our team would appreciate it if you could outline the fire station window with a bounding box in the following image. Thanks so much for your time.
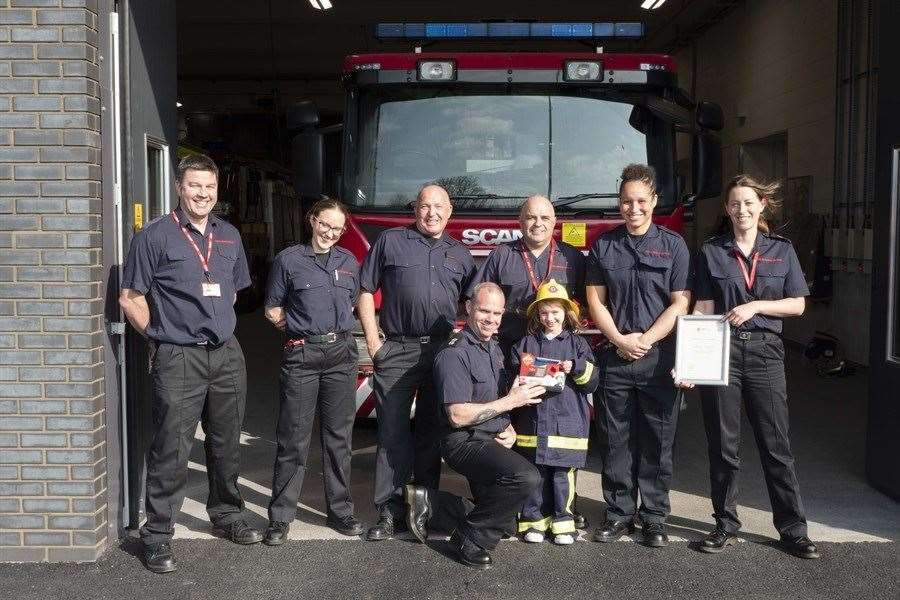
[145,138,171,221]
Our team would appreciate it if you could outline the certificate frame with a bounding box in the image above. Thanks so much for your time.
[674,315,731,386]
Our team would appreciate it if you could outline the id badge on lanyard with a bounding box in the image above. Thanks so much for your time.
[520,239,557,292]
[733,249,760,294]
[172,212,221,297]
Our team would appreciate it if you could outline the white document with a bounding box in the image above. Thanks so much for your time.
[675,315,731,386]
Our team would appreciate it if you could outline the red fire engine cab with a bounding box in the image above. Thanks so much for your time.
[288,22,724,418]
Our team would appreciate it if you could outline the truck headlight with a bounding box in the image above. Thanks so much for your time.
[418,60,456,81]
[564,61,602,81]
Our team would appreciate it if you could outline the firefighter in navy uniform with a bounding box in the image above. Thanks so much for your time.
[466,195,586,356]
[585,164,691,547]
[465,194,589,528]
[508,280,599,544]
[358,184,476,540]
[402,282,544,570]
[261,199,365,545]
[680,174,820,559]
[119,154,262,574]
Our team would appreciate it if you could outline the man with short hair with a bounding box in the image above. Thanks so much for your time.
[405,282,544,569]
[120,154,262,574]
[358,184,476,540]
[464,194,588,528]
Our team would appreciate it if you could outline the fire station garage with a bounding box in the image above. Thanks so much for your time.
[1,0,899,585]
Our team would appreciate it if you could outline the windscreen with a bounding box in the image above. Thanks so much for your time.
[345,89,674,212]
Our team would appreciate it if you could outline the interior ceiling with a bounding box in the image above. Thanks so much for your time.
[176,0,738,118]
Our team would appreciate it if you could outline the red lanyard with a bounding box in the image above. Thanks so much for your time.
[171,211,213,277]
[733,249,759,292]
[519,239,556,293]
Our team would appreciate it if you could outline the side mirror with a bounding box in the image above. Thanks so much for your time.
[287,100,320,133]
[291,134,324,198]
[288,101,323,198]
[692,133,722,200]
[696,100,723,132]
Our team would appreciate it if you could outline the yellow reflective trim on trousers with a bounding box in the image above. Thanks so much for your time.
[518,516,552,532]
[565,468,575,515]
[551,519,576,534]
[517,435,587,450]
[516,435,538,448]
[573,360,594,385]
[547,435,588,450]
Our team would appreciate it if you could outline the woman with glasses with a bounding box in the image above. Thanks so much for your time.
[262,198,365,544]
[680,174,819,559]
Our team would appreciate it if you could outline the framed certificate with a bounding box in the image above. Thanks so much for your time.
[674,315,731,386]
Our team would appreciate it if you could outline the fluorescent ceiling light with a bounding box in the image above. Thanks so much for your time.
[309,0,332,9]
[641,0,666,9]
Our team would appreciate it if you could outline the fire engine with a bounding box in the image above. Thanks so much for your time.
[287,22,724,418]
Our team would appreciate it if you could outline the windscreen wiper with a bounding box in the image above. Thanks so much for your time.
[450,194,529,201]
[552,193,619,208]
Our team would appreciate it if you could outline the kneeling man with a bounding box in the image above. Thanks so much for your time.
[404,282,545,569]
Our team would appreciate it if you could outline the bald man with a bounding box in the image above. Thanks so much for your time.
[465,195,586,356]
[464,195,588,529]
[359,184,476,540]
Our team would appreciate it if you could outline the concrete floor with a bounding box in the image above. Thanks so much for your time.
[170,309,899,545]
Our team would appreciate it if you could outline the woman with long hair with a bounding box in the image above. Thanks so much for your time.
[681,174,820,559]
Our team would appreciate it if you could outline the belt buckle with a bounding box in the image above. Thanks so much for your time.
[324,332,337,343]
[418,336,430,344]
[737,331,751,341]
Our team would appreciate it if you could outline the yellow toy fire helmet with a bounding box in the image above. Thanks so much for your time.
[526,279,580,320]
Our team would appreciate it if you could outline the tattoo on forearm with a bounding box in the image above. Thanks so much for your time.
[469,408,499,426]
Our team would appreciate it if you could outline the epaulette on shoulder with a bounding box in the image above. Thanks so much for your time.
[766,232,792,243]
[275,244,302,260]
[656,224,681,238]
[704,233,729,245]
[446,331,464,347]
[143,213,169,229]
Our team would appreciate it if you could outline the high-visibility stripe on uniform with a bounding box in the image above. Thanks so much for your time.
[518,515,552,533]
[565,468,575,515]
[516,435,538,447]
[551,519,576,534]
[573,360,594,385]
[516,435,589,450]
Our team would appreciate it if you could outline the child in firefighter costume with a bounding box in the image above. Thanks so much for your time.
[509,279,599,544]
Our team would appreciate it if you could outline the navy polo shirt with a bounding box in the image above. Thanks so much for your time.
[693,232,809,334]
[359,225,475,338]
[121,206,251,345]
[465,239,586,345]
[586,223,690,334]
[434,327,509,434]
[264,244,359,337]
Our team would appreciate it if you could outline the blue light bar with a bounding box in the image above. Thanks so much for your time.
[374,22,645,40]
[488,22,531,37]
[614,22,645,38]
[424,23,488,38]
[593,22,615,37]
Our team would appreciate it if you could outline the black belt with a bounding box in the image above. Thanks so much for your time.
[284,331,348,350]
[195,340,225,349]
[732,329,778,341]
[387,335,435,344]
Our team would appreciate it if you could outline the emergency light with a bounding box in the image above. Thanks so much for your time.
[418,60,456,81]
[374,22,645,40]
[564,61,602,81]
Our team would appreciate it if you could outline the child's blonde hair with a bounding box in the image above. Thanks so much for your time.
[527,298,581,335]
